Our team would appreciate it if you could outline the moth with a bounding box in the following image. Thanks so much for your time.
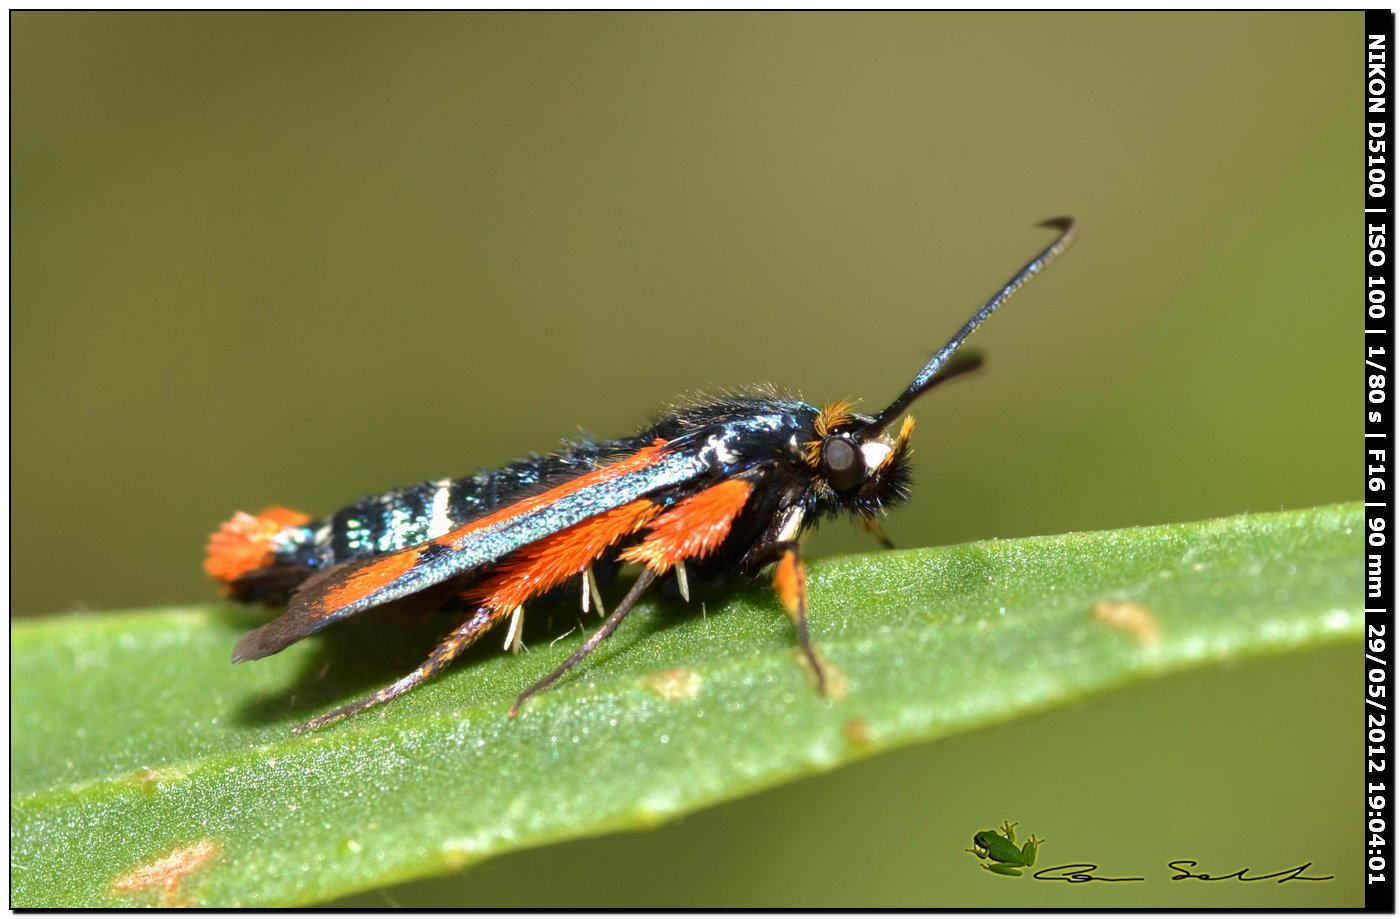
[207,218,1076,732]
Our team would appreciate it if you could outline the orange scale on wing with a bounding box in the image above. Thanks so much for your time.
[299,442,675,621]
[469,498,663,613]
[620,479,755,573]
[431,443,671,552]
[317,546,428,616]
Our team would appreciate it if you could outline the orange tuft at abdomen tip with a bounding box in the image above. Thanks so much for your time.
[204,506,310,583]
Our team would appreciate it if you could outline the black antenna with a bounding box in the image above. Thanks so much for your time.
[872,217,1077,430]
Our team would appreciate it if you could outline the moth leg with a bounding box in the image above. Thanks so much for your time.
[293,606,504,733]
[582,565,606,617]
[503,604,526,654]
[509,567,658,717]
[858,515,896,550]
[773,541,828,695]
[674,561,690,602]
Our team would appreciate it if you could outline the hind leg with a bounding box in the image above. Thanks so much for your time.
[294,605,507,733]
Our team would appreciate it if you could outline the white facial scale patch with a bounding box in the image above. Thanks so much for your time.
[860,441,893,475]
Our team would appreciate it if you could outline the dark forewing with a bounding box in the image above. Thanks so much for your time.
[306,440,638,566]
[233,443,715,661]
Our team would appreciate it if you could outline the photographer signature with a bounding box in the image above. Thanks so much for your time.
[965,820,1332,883]
[1031,861,1333,884]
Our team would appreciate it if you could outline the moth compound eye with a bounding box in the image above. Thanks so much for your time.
[822,437,864,492]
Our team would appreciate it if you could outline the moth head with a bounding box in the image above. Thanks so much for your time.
[804,402,916,516]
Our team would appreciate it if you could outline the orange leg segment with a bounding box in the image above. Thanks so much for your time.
[774,542,827,695]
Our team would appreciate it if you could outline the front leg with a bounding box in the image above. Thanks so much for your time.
[745,504,825,695]
[772,539,827,694]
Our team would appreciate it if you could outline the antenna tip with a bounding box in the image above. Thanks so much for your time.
[1038,216,1076,232]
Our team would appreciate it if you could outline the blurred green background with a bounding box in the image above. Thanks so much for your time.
[13,12,1359,907]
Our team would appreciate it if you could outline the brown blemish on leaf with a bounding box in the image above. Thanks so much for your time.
[111,839,218,907]
[130,763,188,797]
[1092,599,1163,649]
[134,768,163,797]
[645,667,702,701]
[842,716,873,748]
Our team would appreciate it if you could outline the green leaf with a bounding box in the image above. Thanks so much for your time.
[12,503,1363,907]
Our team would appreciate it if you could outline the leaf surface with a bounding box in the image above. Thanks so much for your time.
[11,503,1363,906]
